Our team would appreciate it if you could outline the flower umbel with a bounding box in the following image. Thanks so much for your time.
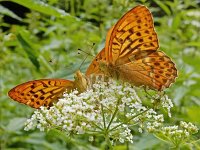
[153,121,199,148]
[24,79,198,147]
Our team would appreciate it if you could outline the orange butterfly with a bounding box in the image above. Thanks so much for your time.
[8,71,87,108]
[86,5,177,91]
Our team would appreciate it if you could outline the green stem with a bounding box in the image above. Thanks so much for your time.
[110,109,149,132]
[126,141,129,150]
[101,104,106,129]
[91,121,103,131]
[104,131,113,150]
[101,98,121,149]
[106,98,120,130]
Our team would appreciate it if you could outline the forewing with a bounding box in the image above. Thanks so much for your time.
[106,5,158,63]
[8,79,74,108]
[86,48,106,76]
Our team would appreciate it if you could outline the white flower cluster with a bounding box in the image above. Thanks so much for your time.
[119,125,133,143]
[160,121,199,143]
[160,95,174,117]
[149,92,174,118]
[24,79,195,145]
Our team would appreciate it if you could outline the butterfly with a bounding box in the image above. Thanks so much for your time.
[86,5,177,91]
[8,71,88,108]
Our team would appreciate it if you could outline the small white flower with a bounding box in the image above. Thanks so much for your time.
[76,126,84,134]
[138,127,143,133]
[63,125,67,129]
[119,138,125,143]
[81,122,87,126]
[89,136,94,142]
[161,95,173,117]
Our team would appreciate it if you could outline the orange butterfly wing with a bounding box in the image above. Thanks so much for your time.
[105,5,159,63]
[86,25,115,76]
[8,79,74,108]
[86,48,106,76]
[86,5,177,90]
[116,51,177,90]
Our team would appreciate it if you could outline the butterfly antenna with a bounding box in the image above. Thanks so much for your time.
[46,56,60,73]
[78,55,88,70]
[78,42,96,56]
[77,43,97,70]
[65,64,75,72]
[78,48,94,57]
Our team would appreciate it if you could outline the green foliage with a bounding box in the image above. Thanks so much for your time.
[0,0,199,149]
[17,33,40,70]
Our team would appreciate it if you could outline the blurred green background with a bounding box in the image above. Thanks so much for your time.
[0,0,199,149]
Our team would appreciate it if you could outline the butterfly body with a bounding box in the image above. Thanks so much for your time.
[74,70,88,93]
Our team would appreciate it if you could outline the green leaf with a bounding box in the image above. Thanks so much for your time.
[131,134,161,150]
[153,0,171,15]
[10,0,68,18]
[171,14,181,31]
[0,5,22,21]
[173,86,189,106]
[6,117,27,131]
[113,145,127,150]
[187,106,200,124]
[47,128,72,143]
[17,33,40,70]
[186,42,200,47]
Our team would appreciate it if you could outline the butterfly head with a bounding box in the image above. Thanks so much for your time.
[74,70,88,93]
[99,60,119,79]
[99,60,109,74]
